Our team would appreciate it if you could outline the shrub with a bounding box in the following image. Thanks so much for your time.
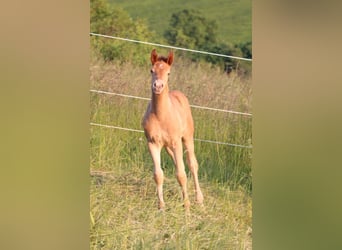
[90,0,159,65]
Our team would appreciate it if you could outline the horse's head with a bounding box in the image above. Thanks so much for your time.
[150,49,174,94]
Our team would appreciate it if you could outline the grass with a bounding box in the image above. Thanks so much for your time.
[90,55,252,249]
[110,0,251,44]
[90,167,252,249]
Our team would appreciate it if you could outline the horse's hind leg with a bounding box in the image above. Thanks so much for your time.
[183,137,204,204]
[172,141,190,209]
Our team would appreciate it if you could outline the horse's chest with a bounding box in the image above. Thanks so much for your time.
[143,116,181,146]
[148,130,170,146]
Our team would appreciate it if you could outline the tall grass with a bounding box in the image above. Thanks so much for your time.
[90,55,252,190]
[90,55,252,249]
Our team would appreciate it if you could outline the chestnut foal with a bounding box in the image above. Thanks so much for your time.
[142,49,203,210]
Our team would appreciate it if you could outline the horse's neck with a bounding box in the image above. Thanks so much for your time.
[151,88,171,118]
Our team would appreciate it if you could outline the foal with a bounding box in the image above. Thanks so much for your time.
[142,49,203,210]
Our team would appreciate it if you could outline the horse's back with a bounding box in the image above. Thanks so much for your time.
[169,90,190,108]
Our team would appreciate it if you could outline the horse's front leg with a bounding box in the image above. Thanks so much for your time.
[148,142,165,210]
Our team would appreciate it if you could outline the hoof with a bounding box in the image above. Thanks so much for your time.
[184,199,190,210]
[196,192,204,204]
[158,201,165,210]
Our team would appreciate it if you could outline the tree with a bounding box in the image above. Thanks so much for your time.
[163,9,252,76]
[238,41,252,59]
[164,9,218,50]
[90,0,157,64]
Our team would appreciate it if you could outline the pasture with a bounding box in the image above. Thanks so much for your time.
[111,0,252,44]
[90,53,252,249]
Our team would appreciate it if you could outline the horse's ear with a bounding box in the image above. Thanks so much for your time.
[151,49,158,65]
[167,50,174,66]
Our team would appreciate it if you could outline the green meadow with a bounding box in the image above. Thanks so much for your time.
[110,0,252,44]
[90,53,252,249]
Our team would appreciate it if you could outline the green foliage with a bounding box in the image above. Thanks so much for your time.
[163,9,252,75]
[111,0,251,45]
[90,0,131,35]
[90,0,159,64]
[91,0,252,75]
[200,42,241,67]
[164,9,218,49]
[239,41,252,59]
[201,41,252,75]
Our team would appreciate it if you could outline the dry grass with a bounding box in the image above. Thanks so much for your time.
[90,55,252,113]
[90,165,252,250]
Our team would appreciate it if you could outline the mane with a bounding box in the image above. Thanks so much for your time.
[157,56,168,63]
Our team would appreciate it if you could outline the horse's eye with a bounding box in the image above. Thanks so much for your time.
[150,69,154,74]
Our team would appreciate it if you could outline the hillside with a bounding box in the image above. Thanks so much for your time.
[109,0,251,45]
